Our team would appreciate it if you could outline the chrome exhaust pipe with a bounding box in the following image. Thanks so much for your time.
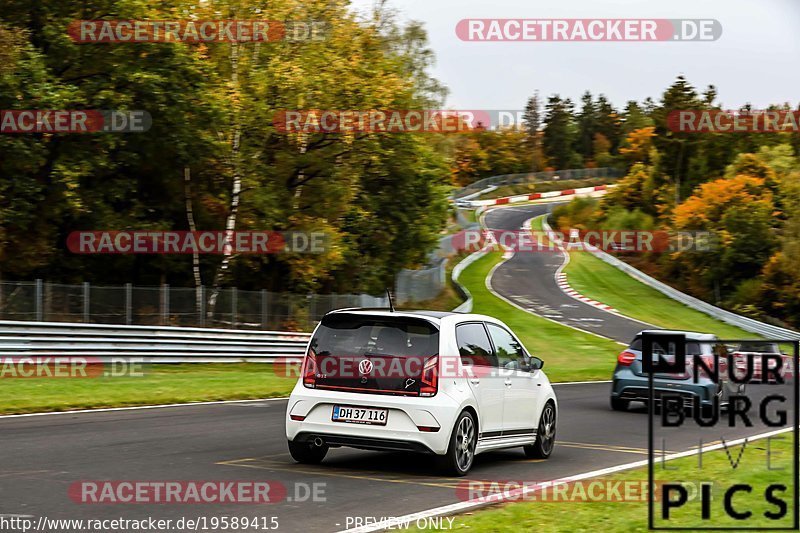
[313,437,325,447]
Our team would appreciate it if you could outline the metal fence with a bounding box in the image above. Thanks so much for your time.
[394,209,480,305]
[0,280,388,332]
[395,258,447,305]
[452,167,624,199]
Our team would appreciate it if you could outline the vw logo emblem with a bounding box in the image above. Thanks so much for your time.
[358,359,373,375]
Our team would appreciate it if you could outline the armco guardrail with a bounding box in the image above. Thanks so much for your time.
[465,184,615,207]
[592,250,800,340]
[451,249,489,313]
[452,167,623,199]
[0,320,311,363]
[540,216,800,340]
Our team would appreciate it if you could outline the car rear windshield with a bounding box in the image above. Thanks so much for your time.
[629,336,711,355]
[737,342,780,353]
[310,314,439,358]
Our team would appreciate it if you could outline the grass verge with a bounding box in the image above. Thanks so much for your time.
[0,363,296,415]
[563,250,753,339]
[416,433,794,531]
[459,251,621,382]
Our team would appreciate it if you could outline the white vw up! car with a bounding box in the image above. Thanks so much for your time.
[285,309,557,475]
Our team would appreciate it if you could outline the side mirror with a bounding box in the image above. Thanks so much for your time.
[530,357,544,370]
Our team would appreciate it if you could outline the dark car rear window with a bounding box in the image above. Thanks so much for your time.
[737,342,780,353]
[629,337,706,355]
[310,314,439,358]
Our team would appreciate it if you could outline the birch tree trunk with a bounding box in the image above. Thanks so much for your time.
[206,36,243,320]
[184,167,203,317]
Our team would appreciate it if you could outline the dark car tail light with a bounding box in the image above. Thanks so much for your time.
[420,355,439,397]
[617,350,636,366]
[695,354,720,379]
[701,354,716,369]
[303,351,318,388]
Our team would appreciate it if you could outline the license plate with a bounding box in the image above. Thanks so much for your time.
[332,405,388,426]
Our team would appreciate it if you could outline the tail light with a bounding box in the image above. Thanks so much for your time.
[617,350,636,366]
[700,354,716,369]
[420,355,439,397]
[303,351,317,388]
[697,354,718,378]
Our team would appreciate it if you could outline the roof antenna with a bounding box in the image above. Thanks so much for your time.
[386,288,395,312]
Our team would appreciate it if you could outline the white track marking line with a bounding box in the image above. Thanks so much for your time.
[0,397,289,419]
[539,215,658,328]
[338,426,793,533]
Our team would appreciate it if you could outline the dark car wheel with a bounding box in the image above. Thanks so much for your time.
[288,440,328,464]
[437,411,477,476]
[524,402,556,459]
[610,397,629,411]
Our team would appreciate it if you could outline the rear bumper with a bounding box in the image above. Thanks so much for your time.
[292,432,436,454]
[285,384,459,455]
[611,375,716,406]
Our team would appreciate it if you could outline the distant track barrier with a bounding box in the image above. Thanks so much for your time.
[464,184,615,207]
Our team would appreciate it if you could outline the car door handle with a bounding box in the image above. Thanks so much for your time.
[470,378,480,385]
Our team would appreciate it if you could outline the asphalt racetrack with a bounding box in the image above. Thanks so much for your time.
[1,383,793,532]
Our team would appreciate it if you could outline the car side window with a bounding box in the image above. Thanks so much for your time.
[456,323,497,367]
[486,324,526,368]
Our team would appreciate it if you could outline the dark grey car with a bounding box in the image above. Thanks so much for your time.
[610,330,742,413]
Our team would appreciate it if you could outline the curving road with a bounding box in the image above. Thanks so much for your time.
[483,202,651,344]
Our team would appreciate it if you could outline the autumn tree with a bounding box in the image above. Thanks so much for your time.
[672,175,778,300]
[619,127,656,165]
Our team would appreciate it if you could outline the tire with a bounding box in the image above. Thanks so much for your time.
[524,402,556,459]
[288,440,328,464]
[700,403,716,419]
[610,397,629,411]
[437,411,477,476]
